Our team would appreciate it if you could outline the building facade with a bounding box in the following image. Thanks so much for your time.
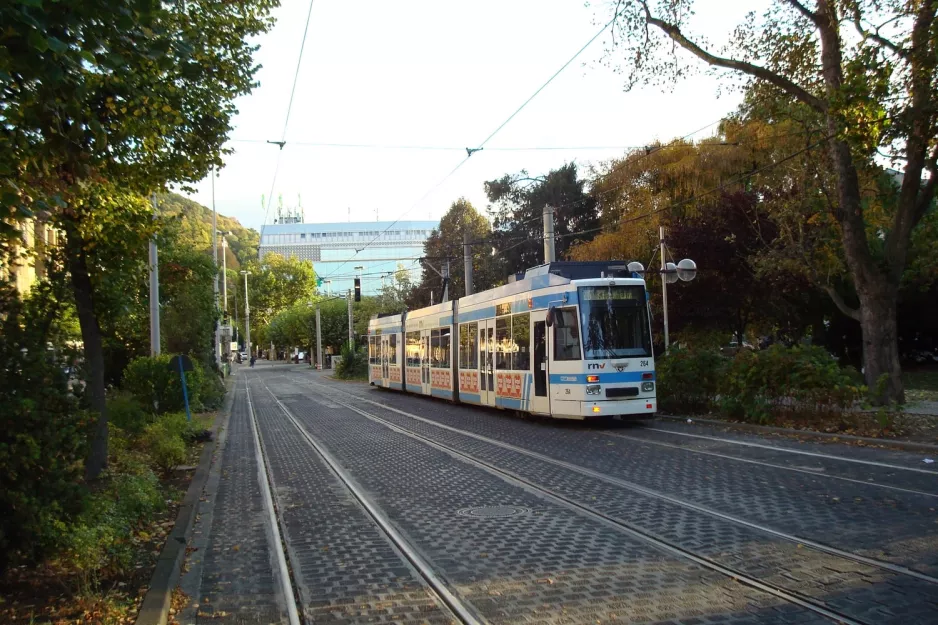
[258,220,438,295]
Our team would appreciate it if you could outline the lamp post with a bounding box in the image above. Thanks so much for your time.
[240,270,251,357]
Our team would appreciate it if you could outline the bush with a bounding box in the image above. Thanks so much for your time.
[335,343,368,380]
[656,346,728,414]
[123,354,203,413]
[199,369,226,410]
[718,344,865,424]
[143,412,193,473]
[107,391,152,434]
[61,471,164,585]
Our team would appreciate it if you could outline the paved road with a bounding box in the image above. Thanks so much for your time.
[177,362,938,625]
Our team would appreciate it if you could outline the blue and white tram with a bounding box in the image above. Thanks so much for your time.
[367,261,656,420]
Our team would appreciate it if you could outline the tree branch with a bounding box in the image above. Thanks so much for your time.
[638,1,827,112]
[783,0,821,26]
[849,12,906,58]
[824,285,860,321]
[915,143,938,220]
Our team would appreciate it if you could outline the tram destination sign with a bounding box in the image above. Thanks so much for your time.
[580,286,644,301]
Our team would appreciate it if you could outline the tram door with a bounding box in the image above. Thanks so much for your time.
[478,319,496,406]
[380,335,390,385]
[530,310,550,414]
[420,329,432,395]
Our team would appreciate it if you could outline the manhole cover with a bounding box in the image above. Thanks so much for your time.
[457,505,531,519]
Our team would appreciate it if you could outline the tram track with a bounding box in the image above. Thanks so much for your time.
[309,377,938,585]
[245,373,484,625]
[289,375,938,625]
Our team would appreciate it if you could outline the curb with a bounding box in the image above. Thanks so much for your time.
[655,414,938,452]
[135,374,236,625]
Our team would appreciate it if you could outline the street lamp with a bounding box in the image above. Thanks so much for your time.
[240,270,251,357]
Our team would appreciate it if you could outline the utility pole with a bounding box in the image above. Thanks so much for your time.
[347,289,354,349]
[149,193,160,356]
[543,204,556,263]
[221,237,228,311]
[441,260,450,302]
[660,225,669,351]
[463,231,473,296]
[241,270,251,356]
[315,305,323,370]
[212,171,220,368]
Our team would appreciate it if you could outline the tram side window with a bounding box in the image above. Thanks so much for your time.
[431,329,441,367]
[467,323,478,369]
[496,317,511,370]
[513,313,530,371]
[554,308,582,361]
[368,336,376,364]
[440,327,451,368]
[389,334,397,365]
[406,331,420,367]
[459,325,469,369]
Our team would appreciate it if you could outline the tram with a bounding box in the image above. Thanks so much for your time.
[366,261,656,420]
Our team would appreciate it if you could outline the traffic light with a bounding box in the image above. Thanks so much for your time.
[316,276,323,288]
[354,277,361,301]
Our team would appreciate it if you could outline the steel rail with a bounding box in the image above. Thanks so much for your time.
[312,388,871,625]
[257,378,486,625]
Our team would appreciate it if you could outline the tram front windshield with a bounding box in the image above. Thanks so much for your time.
[578,285,651,359]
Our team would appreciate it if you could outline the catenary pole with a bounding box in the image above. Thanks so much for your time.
[149,193,160,355]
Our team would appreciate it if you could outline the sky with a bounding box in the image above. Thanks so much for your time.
[183,0,764,232]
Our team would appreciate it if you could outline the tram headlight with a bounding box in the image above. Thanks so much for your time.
[641,381,655,392]
[586,384,601,395]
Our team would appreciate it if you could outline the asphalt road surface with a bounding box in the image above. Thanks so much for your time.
[177,362,938,625]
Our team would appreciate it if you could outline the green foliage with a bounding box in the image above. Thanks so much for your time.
[160,245,218,364]
[656,346,728,414]
[200,371,226,411]
[106,392,151,435]
[334,344,368,380]
[60,472,164,586]
[142,414,191,473]
[241,253,317,335]
[410,199,504,307]
[123,354,204,414]
[158,193,260,267]
[0,281,89,570]
[718,345,865,424]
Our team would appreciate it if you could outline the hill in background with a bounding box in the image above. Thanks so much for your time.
[159,193,259,268]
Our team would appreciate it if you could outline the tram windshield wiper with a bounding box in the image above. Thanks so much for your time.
[578,286,652,360]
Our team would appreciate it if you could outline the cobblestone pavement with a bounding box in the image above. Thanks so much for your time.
[179,363,938,625]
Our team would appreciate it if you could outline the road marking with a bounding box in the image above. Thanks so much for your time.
[308,380,938,587]
[601,431,938,498]
[244,380,303,625]
[641,425,938,475]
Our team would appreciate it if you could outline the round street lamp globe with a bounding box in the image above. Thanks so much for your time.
[664,262,679,284]
[627,261,645,274]
[677,258,697,282]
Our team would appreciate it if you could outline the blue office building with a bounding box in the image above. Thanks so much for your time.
[258,220,438,295]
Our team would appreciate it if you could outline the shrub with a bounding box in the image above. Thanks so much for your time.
[718,344,865,424]
[107,391,152,434]
[61,471,164,585]
[656,346,728,414]
[142,412,193,473]
[199,369,226,410]
[335,343,368,380]
[123,354,203,413]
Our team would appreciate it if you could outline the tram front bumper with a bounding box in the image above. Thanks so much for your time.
[551,397,656,419]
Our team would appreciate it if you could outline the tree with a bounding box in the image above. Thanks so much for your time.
[408,199,503,308]
[241,253,317,333]
[1,0,277,477]
[160,246,217,364]
[486,163,599,274]
[604,0,938,402]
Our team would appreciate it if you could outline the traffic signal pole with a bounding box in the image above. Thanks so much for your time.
[347,289,354,349]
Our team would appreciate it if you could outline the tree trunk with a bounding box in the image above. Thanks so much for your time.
[856,280,903,404]
[63,219,109,480]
